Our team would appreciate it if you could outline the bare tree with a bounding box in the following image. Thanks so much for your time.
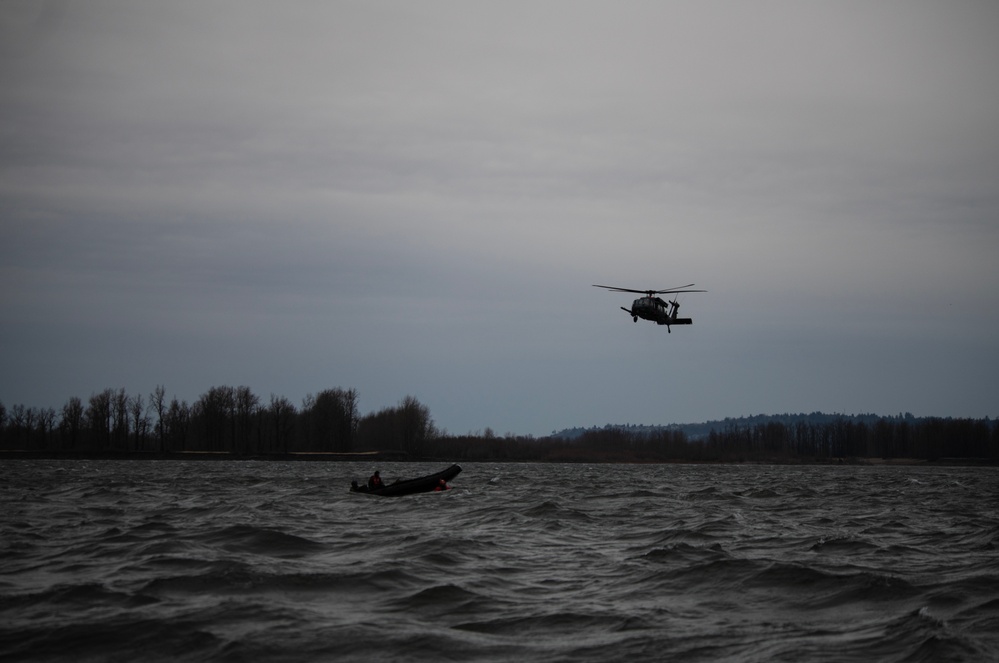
[86,390,113,450]
[233,386,259,455]
[60,397,84,450]
[110,388,130,450]
[194,386,235,452]
[165,398,190,451]
[356,395,435,455]
[305,388,358,452]
[267,395,296,454]
[129,393,149,451]
[150,385,167,452]
[398,395,435,455]
[36,407,56,450]
[9,404,26,448]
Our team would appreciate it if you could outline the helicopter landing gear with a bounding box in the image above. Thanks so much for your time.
[633,316,637,323]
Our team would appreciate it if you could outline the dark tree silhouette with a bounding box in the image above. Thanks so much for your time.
[151,385,167,453]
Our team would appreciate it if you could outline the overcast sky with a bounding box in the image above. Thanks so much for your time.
[2,1,997,436]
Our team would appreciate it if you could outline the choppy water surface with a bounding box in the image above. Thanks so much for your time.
[1,461,997,662]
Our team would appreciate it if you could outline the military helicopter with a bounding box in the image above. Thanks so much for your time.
[593,283,706,332]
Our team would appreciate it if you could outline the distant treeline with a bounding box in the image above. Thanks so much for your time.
[1,387,996,462]
[553,412,923,442]
[544,414,997,463]
[0,386,434,457]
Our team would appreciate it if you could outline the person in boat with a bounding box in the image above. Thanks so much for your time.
[368,471,383,490]
[434,478,449,492]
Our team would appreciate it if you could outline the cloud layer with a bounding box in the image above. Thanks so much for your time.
[2,2,997,434]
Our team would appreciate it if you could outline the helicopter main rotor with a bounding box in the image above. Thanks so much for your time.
[592,284,706,297]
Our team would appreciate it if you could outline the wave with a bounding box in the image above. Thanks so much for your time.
[808,535,883,555]
[193,524,326,558]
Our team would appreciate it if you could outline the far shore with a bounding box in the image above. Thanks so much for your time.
[0,450,994,466]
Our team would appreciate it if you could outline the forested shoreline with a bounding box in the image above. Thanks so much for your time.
[1,385,996,463]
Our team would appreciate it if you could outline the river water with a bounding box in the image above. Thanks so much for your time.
[1,460,997,662]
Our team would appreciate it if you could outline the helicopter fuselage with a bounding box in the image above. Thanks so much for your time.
[626,296,692,329]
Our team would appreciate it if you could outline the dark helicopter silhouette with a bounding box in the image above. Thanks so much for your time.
[593,283,706,332]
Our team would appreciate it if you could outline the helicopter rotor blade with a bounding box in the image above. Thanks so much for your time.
[594,284,706,295]
[593,284,648,294]
[654,284,707,294]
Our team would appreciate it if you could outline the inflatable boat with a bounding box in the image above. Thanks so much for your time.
[350,464,461,496]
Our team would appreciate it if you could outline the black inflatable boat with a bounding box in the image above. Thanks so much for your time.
[350,464,461,497]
